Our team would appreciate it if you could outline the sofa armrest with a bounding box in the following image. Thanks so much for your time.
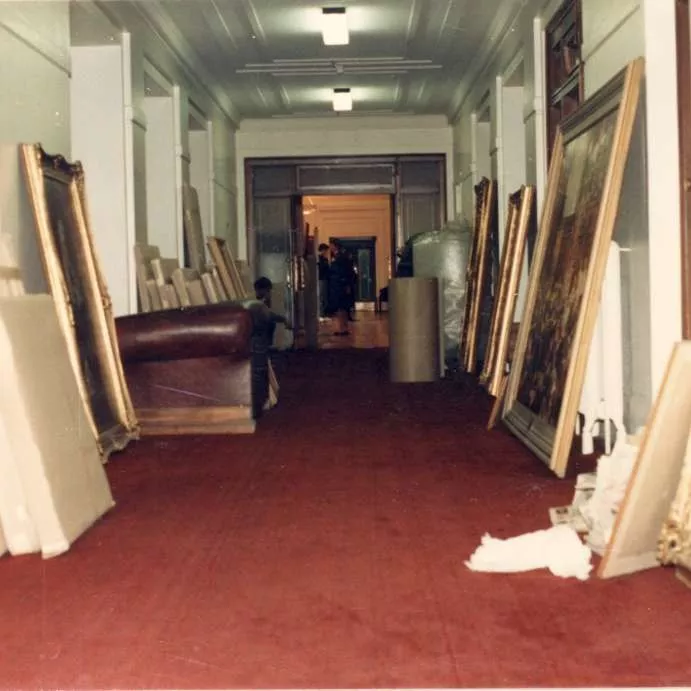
[116,304,253,364]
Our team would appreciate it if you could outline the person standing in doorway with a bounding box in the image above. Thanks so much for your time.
[317,243,330,321]
[327,241,352,336]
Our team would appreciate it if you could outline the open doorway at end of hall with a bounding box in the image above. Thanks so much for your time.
[304,194,393,311]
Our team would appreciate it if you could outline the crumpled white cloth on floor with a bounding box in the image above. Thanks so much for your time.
[465,524,593,581]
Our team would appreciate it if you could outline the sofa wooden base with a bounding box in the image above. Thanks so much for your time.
[135,406,256,435]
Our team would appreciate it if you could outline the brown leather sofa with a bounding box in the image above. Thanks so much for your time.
[115,301,271,435]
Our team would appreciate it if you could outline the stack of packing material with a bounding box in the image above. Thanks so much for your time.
[0,295,114,559]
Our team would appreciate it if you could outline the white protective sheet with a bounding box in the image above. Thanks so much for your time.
[0,295,114,558]
[466,524,593,581]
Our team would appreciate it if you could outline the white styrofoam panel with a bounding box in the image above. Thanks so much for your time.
[71,45,131,317]
[0,295,114,559]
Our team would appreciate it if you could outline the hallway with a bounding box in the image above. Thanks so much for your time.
[318,310,390,350]
[1,349,690,689]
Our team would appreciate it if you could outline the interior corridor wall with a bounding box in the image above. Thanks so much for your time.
[450,0,682,433]
[67,2,239,312]
[0,2,70,294]
[123,23,239,261]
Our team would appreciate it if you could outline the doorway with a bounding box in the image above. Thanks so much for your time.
[331,236,377,305]
[304,194,394,311]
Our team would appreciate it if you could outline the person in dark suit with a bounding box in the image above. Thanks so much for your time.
[327,241,353,336]
[317,243,330,320]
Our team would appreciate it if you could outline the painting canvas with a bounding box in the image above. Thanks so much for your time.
[502,58,644,478]
[182,184,207,273]
[21,144,138,458]
[460,177,497,373]
[479,185,535,397]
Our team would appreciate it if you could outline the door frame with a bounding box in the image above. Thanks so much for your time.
[245,154,446,276]
[330,235,378,304]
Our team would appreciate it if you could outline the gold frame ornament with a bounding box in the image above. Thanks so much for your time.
[479,185,535,397]
[460,177,497,374]
[21,144,139,458]
[658,431,691,572]
[502,58,644,478]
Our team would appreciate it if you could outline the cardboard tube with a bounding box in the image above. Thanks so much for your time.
[389,277,440,382]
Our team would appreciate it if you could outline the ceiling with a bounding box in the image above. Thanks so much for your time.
[73,0,526,122]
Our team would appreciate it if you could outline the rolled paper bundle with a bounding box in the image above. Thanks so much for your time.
[389,277,440,383]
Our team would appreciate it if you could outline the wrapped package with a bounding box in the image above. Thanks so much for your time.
[412,221,472,372]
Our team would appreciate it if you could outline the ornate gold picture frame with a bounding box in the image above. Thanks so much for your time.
[659,429,691,573]
[502,58,643,478]
[21,144,139,458]
[460,177,497,374]
[479,185,535,397]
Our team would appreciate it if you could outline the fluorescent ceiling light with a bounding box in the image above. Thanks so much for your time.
[332,88,352,111]
[322,7,349,46]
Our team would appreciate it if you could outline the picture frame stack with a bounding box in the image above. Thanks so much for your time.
[479,185,536,400]
[460,177,497,374]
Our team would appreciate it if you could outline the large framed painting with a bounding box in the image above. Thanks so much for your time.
[460,177,497,373]
[21,144,139,458]
[502,57,644,478]
[479,185,535,397]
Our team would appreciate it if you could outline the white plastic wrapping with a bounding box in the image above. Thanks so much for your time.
[411,221,472,371]
[466,525,593,581]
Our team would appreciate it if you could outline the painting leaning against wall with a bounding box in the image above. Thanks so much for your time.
[516,111,617,426]
[502,57,644,478]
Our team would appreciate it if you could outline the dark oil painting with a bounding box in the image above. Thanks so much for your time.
[516,109,618,426]
[42,174,119,438]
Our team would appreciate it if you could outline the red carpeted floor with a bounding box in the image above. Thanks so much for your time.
[1,348,690,689]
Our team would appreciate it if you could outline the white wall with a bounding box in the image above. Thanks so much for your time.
[582,0,643,96]
[143,95,178,259]
[235,114,454,259]
[121,12,239,268]
[66,2,239,313]
[0,2,70,293]
[641,0,682,404]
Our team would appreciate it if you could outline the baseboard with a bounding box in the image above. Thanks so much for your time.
[136,405,256,435]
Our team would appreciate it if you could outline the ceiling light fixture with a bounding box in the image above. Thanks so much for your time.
[332,87,352,111]
[321,7,349,46]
